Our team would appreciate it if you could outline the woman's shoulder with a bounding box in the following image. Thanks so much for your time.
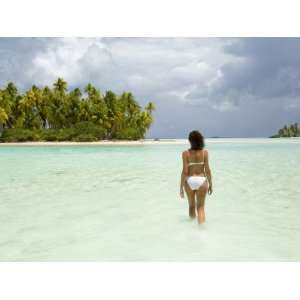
[203,148,209,158]
[202,148,208,154]
[182,149,189,157]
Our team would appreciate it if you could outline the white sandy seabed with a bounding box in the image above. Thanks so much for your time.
[1,137,300,260]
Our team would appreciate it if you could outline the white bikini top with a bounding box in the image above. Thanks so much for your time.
[187,150,205,167]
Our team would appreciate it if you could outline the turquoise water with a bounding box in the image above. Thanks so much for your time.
[0,138,300,261]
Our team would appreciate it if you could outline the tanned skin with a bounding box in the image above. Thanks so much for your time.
[179,149,213,224]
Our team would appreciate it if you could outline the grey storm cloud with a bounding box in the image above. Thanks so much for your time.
[210,38,300,104]
[0,37,300,137]
[0,38,47,88]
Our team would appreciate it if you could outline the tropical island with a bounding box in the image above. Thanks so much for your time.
[270,123,300,138]
[0,78,155,142]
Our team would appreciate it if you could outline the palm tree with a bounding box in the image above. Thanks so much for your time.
[0,107,8,135]
[51,78,68,128]
[87,85,108,127]
[53,78,67,94]
[78,101,90,122]
[0,83,18,128]
[294,123,299,136]
[278,128,284,136]
[126,93,141,116]
[19,88,41,129]
[274,123,300,138]
[104,91,119,137]
[0,80,155,141]
[66,88,82,126]
[6,82,18,99]
[85,83,97,98]
[135,111,153,138]
[282,125,288,137]
[145,102,155,114]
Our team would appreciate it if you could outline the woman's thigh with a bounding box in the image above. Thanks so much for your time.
[184,181,196,207]
[196,181,208,207]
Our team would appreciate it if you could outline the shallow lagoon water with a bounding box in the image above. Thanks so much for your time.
[0,138,300,261]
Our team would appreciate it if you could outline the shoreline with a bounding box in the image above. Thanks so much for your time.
[0,139,188,146]
[0,137,300,146]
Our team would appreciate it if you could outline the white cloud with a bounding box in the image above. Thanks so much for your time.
[28,38,110,85]
[25,38,237,110]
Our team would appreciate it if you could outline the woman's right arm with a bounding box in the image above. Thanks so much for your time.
[179,151,189,198]
[204,150,213,194]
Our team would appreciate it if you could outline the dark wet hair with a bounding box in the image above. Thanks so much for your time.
[188,130,204,150]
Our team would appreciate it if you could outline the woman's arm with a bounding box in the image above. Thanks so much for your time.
[180,151,189,198]
[204,150,213,194]
[180,170,185,198]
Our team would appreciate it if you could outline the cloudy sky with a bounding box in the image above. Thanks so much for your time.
[0,37,299,138]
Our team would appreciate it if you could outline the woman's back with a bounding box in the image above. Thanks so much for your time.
[186,149,205,176]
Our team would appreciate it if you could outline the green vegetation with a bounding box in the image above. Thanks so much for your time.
[0,78,155,142]
[270,123,300,138]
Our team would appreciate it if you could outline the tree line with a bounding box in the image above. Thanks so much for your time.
[270,123,300,138]
[0,78,155,142]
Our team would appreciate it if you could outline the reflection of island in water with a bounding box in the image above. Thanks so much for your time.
[270,123,300,138]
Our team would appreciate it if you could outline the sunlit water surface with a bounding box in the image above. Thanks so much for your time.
[0,138,300,261]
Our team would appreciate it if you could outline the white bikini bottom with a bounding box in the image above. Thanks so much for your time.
[186,176,207,191]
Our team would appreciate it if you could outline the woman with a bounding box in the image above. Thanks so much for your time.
[180,130,213,224]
